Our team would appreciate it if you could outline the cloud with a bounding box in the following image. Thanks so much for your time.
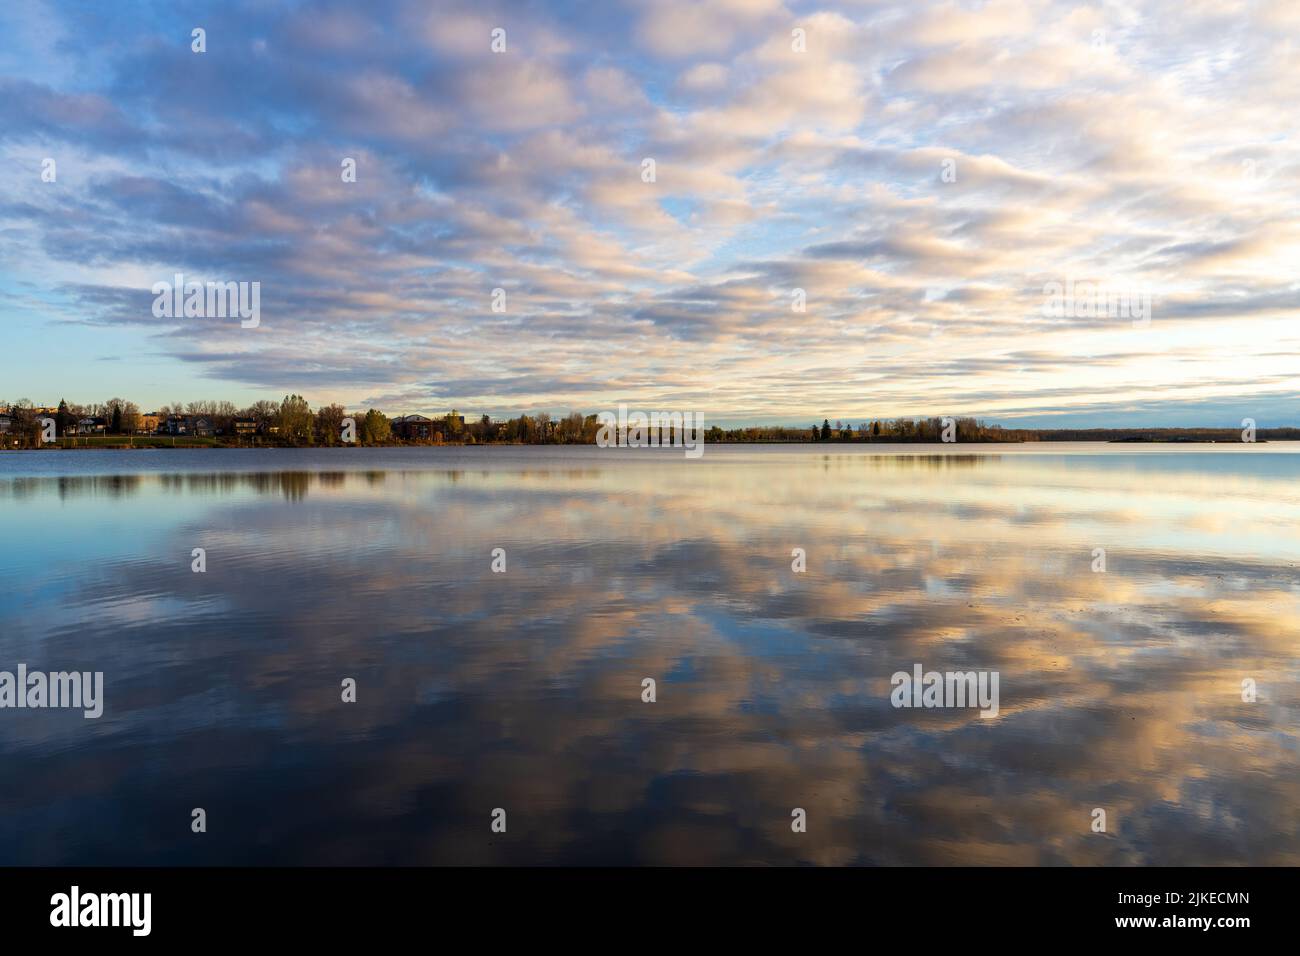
[1,0,1298,424]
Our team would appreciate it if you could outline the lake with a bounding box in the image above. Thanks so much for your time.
[1,444,1297,865]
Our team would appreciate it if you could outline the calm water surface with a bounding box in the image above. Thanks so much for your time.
[1,444,1297,865]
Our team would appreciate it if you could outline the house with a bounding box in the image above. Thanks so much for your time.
[138,413,161,434]
[232,418,257,436]
[0,413,11,434]
[163,415,214,437]
[74,416,107,436]
[390,414,434,440]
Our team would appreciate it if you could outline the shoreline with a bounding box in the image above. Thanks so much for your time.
[1,437,1283,453]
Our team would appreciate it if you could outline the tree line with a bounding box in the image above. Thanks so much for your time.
[1,396,605,447]
[5,396,1293,448]
[798,417,1032,442]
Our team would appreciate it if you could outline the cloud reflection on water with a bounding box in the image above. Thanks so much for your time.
[0,448,1297,864]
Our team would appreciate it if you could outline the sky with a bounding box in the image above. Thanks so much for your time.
[1,0,1298,428]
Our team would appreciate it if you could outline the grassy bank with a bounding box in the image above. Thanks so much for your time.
[23,436,225,449]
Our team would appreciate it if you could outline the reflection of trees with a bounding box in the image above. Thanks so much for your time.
[243,472,312,501]
[50,475,143,500]
[181,474,240,496]
[2,456,1002,507]
[892,454,994,469]
[3,469,447,503]
[814,454,998,471]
